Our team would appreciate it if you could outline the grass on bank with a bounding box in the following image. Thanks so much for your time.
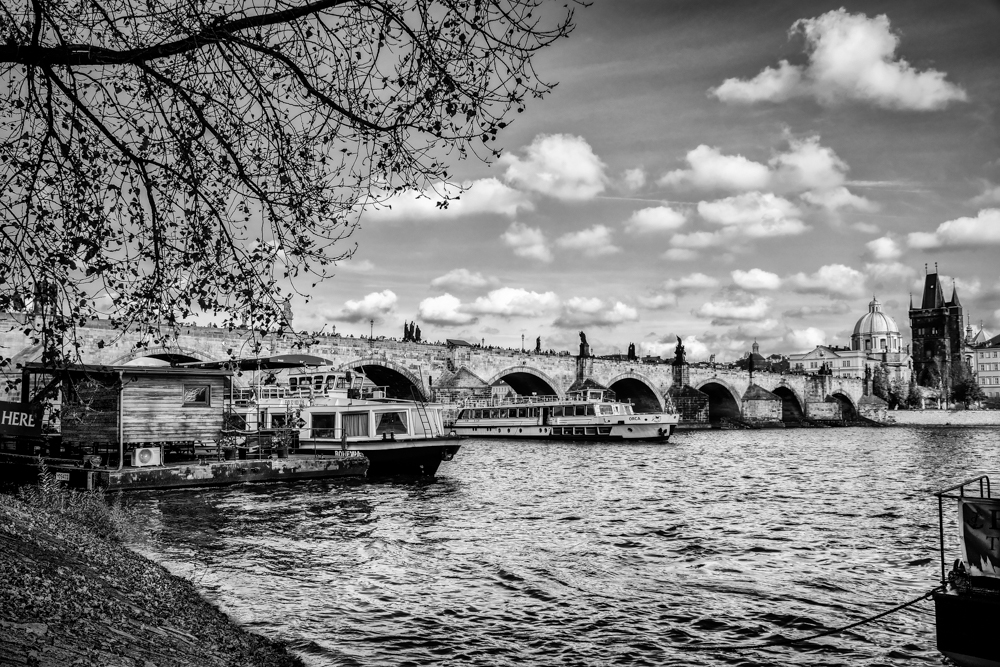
[7,457,144,543]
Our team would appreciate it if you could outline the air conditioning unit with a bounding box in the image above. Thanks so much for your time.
[131,446,162,467]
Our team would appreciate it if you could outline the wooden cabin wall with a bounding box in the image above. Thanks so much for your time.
[122,375,226,443]
[61,381,119,444]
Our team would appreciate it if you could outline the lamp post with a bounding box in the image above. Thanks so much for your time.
[369,319,374,351]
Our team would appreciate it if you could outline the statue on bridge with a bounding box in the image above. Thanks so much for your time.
[578,331,590,358]
[535,336,541,354]
[673,336,685,367]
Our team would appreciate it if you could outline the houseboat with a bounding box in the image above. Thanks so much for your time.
[447,388,679,441]
[227,367,462,477]
[933,475,1000,667]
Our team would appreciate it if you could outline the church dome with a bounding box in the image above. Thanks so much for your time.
[853,297,899,336]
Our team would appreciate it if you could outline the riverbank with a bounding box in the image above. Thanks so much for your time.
[0,494,303,667]
[884,409,1000,427]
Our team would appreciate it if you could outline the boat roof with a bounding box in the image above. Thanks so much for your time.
[179,354,335,371]
[22,362,231,377]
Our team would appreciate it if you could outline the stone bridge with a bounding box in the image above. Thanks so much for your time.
[0,315,871,427]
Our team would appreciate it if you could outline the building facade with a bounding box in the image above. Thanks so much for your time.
[975,334,1000,399]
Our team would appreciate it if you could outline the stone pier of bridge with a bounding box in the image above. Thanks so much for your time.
[0,315,877,427]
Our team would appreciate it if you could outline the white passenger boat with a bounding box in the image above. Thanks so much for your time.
[230,368,461,477]
[447,388,678,441]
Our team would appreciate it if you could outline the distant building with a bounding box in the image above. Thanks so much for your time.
[909,269,966,393]
[735,341,789,373]
[973,333,1000,399]
[789,297,911,384]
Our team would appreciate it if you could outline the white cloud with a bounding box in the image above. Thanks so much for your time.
[785,327,828,352]
[664,272,720,293]
[364,178,532,222]
[465,287,560,317]
[642,335,711,362]
[337,290,397,323]
[554,298,639,328]
[500,134,607,200]
[679,192,807,247]
[800,186,875,212]
[907,209,1000,249]
[662,248,699,261]
[782,301,852,318]
[865,236,902,261]
[787,264,867,298]
[623,206,687,234]
[659,145,771,192]
[622,167,646,191]
[556,224,621,257]
[502,222,553,262]
[852,221,881,234]
[971,184,1000,207]
[418,294,477,326]
[865,261,916,285]
[637,293,678,310]
[335,259,376,273]
[430,268,499,291]
[695,291,771,322]
[731,268,781,290]
[710,9,967,111]
[912,274,982,298]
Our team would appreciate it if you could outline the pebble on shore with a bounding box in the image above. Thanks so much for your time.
[0,496,303,667]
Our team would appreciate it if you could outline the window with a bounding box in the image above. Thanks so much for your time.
[600,405,613,415]
[312,414,337,438]
[516,408,526,418]
[342,412,369,437]
[552,406,564,417]
[183,384,211,407]
[375,411,408,435]
[842,361,851,367]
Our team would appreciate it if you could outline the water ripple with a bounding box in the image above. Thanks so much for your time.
[130,427,997,666]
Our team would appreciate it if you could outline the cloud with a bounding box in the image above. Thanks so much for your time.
[337,290,397,323]
[731,268,781,290]
[787,264,867,298]
[785,327,828,351]
[907,209,1000,249]
[554,297,639,328]
[556,224,621,257]
[695,289,771,322]
[622,167,646,191]
[364,178,532,222]
[637,293,678,310]
[782,301,852,318]
[662,248,699,261]
[418,294,477,326]
[664,272,720,293]
[500,134,606,200]
[502,222,553,262]
[852,221,880,234]
[865,261,917,286]
[710,9,967,111]
[465,287,560,317]
[912,274,982,298]
[623,206,687,234]
[971,184,1000,207]
[865,236,902,261]
[800,186,875,212]
[430,268,499,291]
[659,145,771,192]
[676,192,808,247]
[641,335,711,362]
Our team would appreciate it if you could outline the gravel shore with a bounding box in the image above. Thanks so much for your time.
[0,496,303,667]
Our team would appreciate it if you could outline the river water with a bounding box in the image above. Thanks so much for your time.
[130,427,997,666]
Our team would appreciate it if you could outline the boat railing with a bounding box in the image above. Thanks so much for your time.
[934,475,992,588]
[458,394,565,408]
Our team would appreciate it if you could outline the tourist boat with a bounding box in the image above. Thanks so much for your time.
[446,388,679,441]
[233,367,462,476]
[932,475,1000,667]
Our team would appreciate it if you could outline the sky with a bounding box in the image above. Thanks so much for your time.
[292,0,1000,361]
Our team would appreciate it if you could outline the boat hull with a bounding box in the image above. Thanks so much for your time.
[297,438,462,477]
[934,589,1000,667]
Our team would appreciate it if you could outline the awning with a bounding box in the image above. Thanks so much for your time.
[178,354,335,371]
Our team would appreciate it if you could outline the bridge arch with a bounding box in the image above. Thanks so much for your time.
[339,357,428,400]
[772,384,806,423]
[694,379,743,426]
[607,373,664,413]
[830,392,857,421]
[109,347,210,366]
[485,366,561,398]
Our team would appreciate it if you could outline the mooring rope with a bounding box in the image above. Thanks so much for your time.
[681,585,944,652]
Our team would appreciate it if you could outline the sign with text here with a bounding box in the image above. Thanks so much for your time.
[0,401,44,438]
[958,497,1000,578]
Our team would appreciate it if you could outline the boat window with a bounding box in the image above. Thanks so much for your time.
[270,414,287,428]
[500,409,509,419]
[516,408,526,418]
[490,409,499,419]
[599,405,613,415]
[586,405,595,416]
[574,405,587,417]
[289,377,299,388]
[312,414,336,438]
[598,426,612,435]
[183,384,211,407]
[612,405,620,415]
[343,412,369,437]
[325,376,338,390]
[624,406,634,415]
[375,411,408,435]
[589,391,601,400]
[530,408,538,418]
[585,427,596,435]
[552,406,563,417]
